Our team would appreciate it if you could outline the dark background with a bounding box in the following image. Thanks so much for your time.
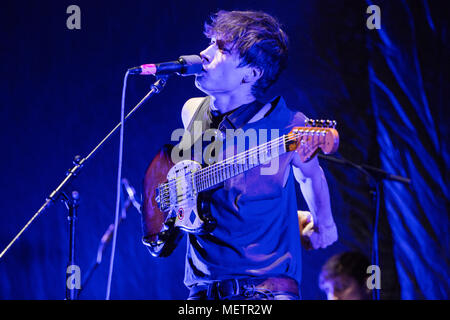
[0,0,448,299]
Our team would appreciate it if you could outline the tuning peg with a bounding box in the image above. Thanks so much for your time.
[323,120,337,128]
[306,118,337,128]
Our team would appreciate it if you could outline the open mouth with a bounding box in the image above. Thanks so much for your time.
[195,67,207,77]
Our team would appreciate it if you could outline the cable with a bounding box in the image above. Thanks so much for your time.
[105,70,129,300]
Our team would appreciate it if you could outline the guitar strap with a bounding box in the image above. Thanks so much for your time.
[183,96,265,166]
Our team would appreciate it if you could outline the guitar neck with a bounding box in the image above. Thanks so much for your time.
[156,123,338,213]
[194,134,290,192]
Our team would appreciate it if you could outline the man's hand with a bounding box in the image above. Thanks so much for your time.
[310,218,338,249]
[298,210,314,250]
[298,211,338,250]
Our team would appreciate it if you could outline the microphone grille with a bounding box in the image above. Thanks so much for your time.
[179,55,203,76]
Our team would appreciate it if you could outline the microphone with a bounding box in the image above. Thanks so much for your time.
[97,178,140,262]
[121,178,141,212]
[128,55,203,76]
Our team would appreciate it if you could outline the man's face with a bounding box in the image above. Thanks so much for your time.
[320,275,369,300]
[195,37,250,96]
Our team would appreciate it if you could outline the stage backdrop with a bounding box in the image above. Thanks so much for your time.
[0,0,448,299]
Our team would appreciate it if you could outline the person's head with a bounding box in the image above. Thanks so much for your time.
[319,251,372,300]
[195,10,289,101]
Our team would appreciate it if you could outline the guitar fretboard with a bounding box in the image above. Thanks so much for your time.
[193,133,290,192]
[157,124,337,212]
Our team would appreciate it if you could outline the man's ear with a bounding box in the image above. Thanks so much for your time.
[242,66,263,84]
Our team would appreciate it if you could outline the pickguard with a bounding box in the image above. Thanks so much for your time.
[165,160,204,233]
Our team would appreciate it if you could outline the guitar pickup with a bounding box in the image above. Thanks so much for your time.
[155,184,170,212]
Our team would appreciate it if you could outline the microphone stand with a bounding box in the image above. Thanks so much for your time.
[0,75,169,299]
[64,190,80,300]
[318,153,410,300]
[318,154,411,184]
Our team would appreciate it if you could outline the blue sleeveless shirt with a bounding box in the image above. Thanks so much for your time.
[183,96,306,287]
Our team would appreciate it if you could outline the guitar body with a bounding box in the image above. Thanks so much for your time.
[142,145,216,244]
[142,145,174,242]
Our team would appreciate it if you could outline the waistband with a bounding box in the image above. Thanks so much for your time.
[189,276,299,300]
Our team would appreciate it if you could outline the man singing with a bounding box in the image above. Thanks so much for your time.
[142,10,338,300]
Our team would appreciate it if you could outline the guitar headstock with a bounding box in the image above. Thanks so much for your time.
[286,119,339,162]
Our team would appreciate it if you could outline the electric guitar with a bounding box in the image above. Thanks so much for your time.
[142,119,339,244]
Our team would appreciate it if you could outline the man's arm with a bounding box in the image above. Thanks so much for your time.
[292,152,338,249]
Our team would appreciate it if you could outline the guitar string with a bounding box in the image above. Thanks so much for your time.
[159,136,324,207]
[158,129,328,205]
[165,129,320,189]
[159,130,325,205]
[161,131,297,194]
[162,132,288,189]
[157,132,296,206]
[168,129,327,191]
[158,130,328,205]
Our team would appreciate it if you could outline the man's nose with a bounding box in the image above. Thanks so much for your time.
[200,45,214,64]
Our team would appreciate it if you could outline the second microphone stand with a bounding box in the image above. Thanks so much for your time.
[318,153,411,300]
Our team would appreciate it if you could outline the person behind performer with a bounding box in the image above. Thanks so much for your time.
[142,9,338,300]
[318,251,372,300]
